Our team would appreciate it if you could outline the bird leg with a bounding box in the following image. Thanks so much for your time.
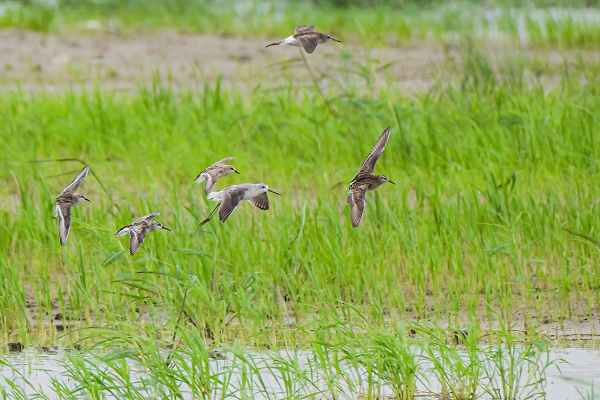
[199,202,221,228]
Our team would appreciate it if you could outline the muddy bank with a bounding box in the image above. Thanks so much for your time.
[14,277,600,345]
[0,29,595,93]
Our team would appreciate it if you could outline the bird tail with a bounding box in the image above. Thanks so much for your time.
[207,191,223,202]
[115,226,130,236]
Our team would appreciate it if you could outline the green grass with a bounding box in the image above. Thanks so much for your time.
[1,8,600,397]
[1,43,600,341]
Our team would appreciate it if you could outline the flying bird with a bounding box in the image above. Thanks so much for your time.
[194,157,240,195]
[115,212,171,255]
[204,183,281,224]
[265,25,341,54]
[347,127,395,228]
[55,165,91,246]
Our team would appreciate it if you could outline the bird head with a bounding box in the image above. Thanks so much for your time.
[380,175,396,185]
[259,184,281,196]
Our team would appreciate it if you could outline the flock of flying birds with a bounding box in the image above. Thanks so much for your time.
[53,26,395,255]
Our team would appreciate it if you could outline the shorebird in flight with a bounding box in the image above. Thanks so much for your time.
[115,213,171,255]
[265,25,341,54]
[55,165,90,245]
[194,157,240,195]
[347,127,395,228]
[200,183,281,226]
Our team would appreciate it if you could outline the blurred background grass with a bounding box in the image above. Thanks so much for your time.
[3,0,600,48]
[1,0,600,363]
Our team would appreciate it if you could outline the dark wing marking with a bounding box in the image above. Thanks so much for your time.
[249,192,269,211]
[56,204,72,245]
[204,173,219,195]
[132,212,159,225]
[348,186,367,228]
[194,172,206,184]
[129,228,148,255]
[218,188,245,222]
[295,26,315,35]
[115,225,130,237]
[358,127,391,175]
[214,157,234,166]
[61,166,89,195]
[298,36,319,54]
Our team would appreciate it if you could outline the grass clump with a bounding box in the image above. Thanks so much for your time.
[2,58,600,341]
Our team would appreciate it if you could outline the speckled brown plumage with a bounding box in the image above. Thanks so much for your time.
[115,212,171,255]
[205,183,281,223]
[55,165,91,246]
[347,127,395,228]
[194,157,240,195]
[265,26,341,54]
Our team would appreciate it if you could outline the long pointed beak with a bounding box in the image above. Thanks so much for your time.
[331,38,341,43]
[268,189,281,196]
[389,181,396,185]
[234,170,240,174]
[83,197,91,202]
[265,43,278,48]
[162,227,171,231]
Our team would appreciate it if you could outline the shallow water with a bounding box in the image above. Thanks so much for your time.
[2,347,600,399]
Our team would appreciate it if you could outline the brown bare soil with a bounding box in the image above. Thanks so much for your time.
[0,29,451,92]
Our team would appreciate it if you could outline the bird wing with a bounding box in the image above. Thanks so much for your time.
[56,204,72,245]
[298,35,319,54]
[194,172,206,183]
[60,165,89,195]
[129,227,148,255]
[357,127,391,175]
[218,188,245,222]
[347,186,367,228]
[295,25,315,35]
[132,212,160,225]
[249,192,269,210]
[214,157,234,165]
[115,225,131,237]
[203,172,219,195]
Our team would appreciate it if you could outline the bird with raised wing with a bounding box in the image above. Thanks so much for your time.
[194,157,240,195]
[55,165,91,246]
[265,25,341,54]
[115,213,171,255]
[202,183,281,224]
[347,127,395,228]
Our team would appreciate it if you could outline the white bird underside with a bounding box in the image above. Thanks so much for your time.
[115,226,130,236]
[207,183,274,223]
[208,184,266,202]
[280,36,301,47]
[207,190,224,201]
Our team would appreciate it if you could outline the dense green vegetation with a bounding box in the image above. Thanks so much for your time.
[1,1,600,398]
[1,41,599,333]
